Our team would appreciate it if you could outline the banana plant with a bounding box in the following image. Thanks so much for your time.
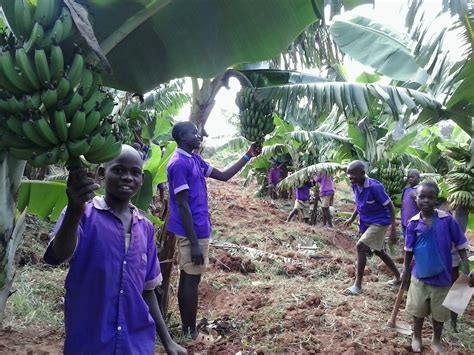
[328,3,473,134]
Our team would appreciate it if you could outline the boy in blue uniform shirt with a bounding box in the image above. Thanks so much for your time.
[402,181,468,354]
[343,160,400,295]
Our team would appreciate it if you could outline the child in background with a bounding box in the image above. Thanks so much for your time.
[43,145,186,354]
[287,180,312,222]
[401,169,420,238]
[343,160,400,295]
[267,161,282,199]
[401,181,469,354]
[315,173,335,227]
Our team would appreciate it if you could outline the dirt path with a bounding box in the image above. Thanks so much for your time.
[1,178,473,354]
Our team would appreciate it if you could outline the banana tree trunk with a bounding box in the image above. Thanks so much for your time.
[0,154,27,324]
[189,76,222,136]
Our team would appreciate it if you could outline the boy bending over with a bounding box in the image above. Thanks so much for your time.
[343,160,400,295]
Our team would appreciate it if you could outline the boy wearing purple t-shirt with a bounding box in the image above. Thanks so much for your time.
[401,169,420,238]
[287,181,312,222]
[315,173,335,227]
[44,145,186,355]
[343,161,401,295]
[167,122,261,342]
[401,181,468,354]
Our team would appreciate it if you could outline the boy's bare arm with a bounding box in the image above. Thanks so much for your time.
[175,190,203,265]
[458,248,469,275]
[53,168,99,263]
[142,290,187,354]
[210,143,261,181]
[387,201,397,241]
[343,209,358,227]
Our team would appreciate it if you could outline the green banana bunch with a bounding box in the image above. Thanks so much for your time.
[369,159,406,197]
[446,167,474,209]
[236,87,275,143]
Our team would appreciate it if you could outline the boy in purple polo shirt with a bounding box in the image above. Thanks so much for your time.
[401,181,468,354]
[315,173,335,227]
[44,145,186,355]
[343,160,401,295]
[401,169,420,238]
[167,122,261,342]
[287,181,312,222]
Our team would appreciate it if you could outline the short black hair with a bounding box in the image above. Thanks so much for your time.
[407,169,420,177]
[417,180,439,195]
[172,121,196,143]
[347,160,366,172]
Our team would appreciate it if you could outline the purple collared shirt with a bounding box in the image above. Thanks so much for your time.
[352,177,391,232]
[167,148,213,239]
[43,197,162,355]
[405,210,468,287]
[401,186,419,227]
[315,175,334,197]
[267,166,281,186]
[295,183,311,202]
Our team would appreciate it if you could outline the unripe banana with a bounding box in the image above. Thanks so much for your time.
[6,115,24,136]
[50,45,64,82]
[39,18,63,48]
[35,116,59,145]
[53,108,68,142]
[15,47,40,90]
[56,76,70,100]
[63,91,82,118]
[41,87,58,108]
[67,52,84,89]
[24,21,45,53]
[9,146,43,160]
[68,109,86,140]
[34,48,51,87]
[67,138,90,156]
[0,49,33,93]
[83,109,101,135]
[22,119,51,147]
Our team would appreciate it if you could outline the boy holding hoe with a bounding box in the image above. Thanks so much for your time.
[43,145,186,354]
[167,122,261,342]
[401,181,469,354]
[401,169,420,238]
[343,160,401,295]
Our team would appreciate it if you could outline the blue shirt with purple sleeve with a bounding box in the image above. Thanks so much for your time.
[405,210,468,287]
[167,148,213,239]
[352,176,391,233]
[43,196,162,354]
[401,186,419,227]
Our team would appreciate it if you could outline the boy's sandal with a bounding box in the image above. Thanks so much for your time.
[191,332,221,346]
[344,285,362,296]
[386,279,401,287]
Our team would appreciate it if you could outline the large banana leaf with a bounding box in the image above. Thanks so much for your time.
[277,162,346,189]
[17,181,68,222]
[258,82,442,123]
[330,15,428,83]
[0,0,320,93]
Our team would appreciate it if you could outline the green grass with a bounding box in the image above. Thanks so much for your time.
[5,265,66,330]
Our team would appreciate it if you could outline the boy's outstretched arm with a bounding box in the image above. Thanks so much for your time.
[142,290,187,355]
[210,142,261,181]
[52,168,99,263]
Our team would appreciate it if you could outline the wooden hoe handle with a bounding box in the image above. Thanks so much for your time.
[388,285,405,327]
